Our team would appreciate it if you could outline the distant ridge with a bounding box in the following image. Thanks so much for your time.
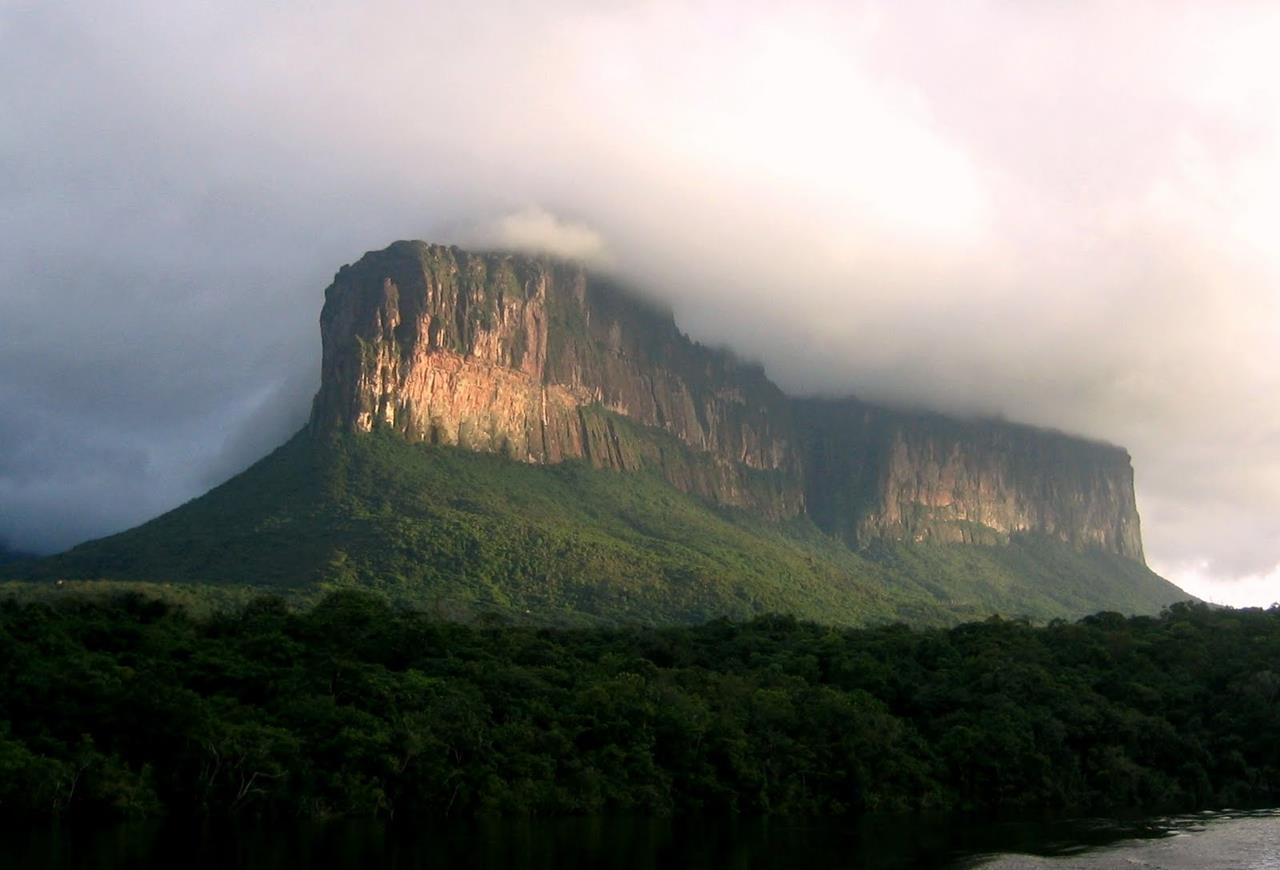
[0,543,32,565]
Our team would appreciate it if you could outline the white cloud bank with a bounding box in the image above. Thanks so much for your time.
[470,207,612,266]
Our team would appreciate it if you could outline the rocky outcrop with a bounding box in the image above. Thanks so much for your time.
[310,241,803,516]
[311,241,1146,562]
[794,399,1145,561]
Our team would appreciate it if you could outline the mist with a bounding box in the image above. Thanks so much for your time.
[2,1,1277,605]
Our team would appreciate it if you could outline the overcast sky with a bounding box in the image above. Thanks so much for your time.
[2,1,1277,606]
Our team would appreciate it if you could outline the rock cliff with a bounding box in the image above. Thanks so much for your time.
[795,399,1145,561]
[310,241,803,517]
[311,241,1146,563]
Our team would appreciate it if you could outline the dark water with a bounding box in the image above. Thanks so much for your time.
[3,809,1278,869]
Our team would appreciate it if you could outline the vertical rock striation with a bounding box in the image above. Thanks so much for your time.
[310,241,803,516]
[310,241,1147,563]
[794,399,1145,561]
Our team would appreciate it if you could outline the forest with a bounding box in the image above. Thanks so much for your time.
[1,591,1277,820]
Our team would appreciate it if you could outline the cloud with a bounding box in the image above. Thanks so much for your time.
[468,207,612,265]
[1,0,1277,603]
[1158,560,1280,610]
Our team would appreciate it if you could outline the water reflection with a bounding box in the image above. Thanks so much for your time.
[968,808,1280,869]
[2,808,1277,869]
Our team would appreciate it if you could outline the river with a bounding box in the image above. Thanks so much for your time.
[3,808,1277,868]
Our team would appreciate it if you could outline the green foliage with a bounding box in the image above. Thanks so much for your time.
[3,430,1186,626]
[0,594,1276,820]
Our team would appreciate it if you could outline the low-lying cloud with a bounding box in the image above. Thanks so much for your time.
[469,207,613,266]
[2,1,1277,605]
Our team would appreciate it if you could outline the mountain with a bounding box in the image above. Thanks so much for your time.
[795,399,1144,558]
[313,241,1145,558]
[5,241,1189,624]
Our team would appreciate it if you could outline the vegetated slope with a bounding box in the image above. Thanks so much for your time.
[7,427,1187,626]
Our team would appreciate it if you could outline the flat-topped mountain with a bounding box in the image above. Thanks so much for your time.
[5,241,1185,624]
[310,241,804,518]
[313,241,1144,561]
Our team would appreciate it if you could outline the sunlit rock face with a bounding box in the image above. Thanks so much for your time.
[794,399,1145,561]
[311,241,1145,562]
[310,241,804,517]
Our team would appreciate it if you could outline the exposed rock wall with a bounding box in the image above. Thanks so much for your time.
[794,400,1145,561]
[310,241,803,516]
[311,241,1146,562]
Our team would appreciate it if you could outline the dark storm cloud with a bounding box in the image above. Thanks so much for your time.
[2,0,1277,603]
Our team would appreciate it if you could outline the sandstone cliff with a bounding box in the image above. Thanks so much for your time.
[311,241,1146,563]
[795,399,1145,561]
[310,241,803,516]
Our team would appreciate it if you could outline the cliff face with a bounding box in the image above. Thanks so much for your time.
[795,400,1145,561]
[310,241,803,516]
[311,241,1145,562]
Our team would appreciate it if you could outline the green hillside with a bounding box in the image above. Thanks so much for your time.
[4,428,1189,625]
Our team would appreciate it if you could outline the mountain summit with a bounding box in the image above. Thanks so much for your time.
[9,241,1184,624]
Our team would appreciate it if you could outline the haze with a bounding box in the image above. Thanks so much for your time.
[1,1,1277,606]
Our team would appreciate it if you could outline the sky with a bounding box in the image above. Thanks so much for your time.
[1,0,1277,606]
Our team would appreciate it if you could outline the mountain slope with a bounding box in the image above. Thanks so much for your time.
[2,241,1193,624]
[8,426,1187,626]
